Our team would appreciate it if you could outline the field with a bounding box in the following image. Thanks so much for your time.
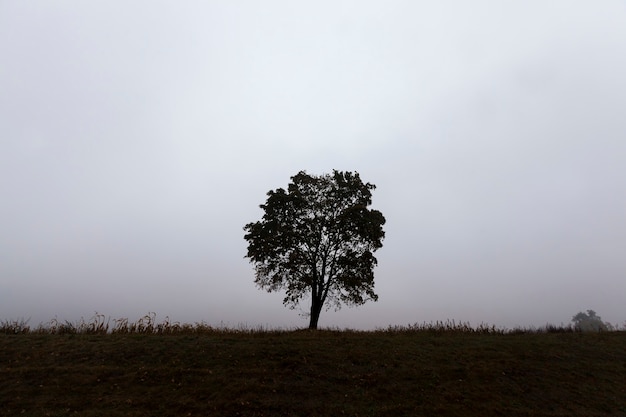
[1,318,625,417]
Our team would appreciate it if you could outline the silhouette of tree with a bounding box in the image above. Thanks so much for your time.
[572,310,611,332]
[244,170,386,329]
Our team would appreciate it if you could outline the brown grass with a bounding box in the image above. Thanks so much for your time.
[1,316,625,416]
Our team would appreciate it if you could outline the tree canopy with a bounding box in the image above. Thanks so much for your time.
[572,310,612,332]
[244,170,386,329]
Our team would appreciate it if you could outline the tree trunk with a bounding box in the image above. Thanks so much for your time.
[308,297,323,329]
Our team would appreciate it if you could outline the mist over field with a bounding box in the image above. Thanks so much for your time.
[1,1,625,329]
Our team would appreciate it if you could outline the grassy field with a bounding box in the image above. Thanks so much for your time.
[1,319,625,417]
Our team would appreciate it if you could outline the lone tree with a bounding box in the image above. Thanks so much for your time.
[244,170,386,329]
[572,310,612,332]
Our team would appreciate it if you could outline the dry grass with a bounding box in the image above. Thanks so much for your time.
[1,315,625,416]
[0,314,596,336]
[0,313,285,336]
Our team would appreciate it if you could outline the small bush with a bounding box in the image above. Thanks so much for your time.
[572,310,612,332]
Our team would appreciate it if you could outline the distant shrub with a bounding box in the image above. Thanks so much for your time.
[572,310,612,332]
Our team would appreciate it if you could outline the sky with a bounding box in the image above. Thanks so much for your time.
[1,1,625,330]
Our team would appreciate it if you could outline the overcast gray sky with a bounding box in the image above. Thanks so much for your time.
[1,1,625,330]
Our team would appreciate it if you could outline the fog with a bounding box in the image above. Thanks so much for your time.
[1,1,625,329]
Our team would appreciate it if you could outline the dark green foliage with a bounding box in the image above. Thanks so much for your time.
[244,170,386,329]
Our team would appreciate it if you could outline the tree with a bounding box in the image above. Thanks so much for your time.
[244,170,386,329]
[572,310,612,332]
